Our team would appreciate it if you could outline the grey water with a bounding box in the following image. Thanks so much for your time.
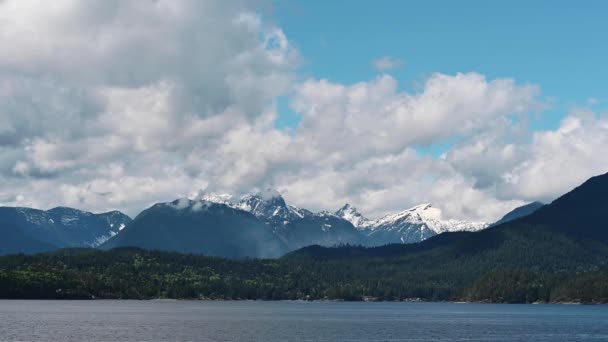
[0,300,607,341]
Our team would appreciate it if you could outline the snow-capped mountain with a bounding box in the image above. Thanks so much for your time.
[175,190,489,251]
[233,189,362,249]
[103,190,364,258]
[197,192,235,206]
[102,199,285,258]
[199,189,490,250]
[335,204,371,228]
[0,206,132,253]
[370,204,489,234]
[236,190,313,226]
[161,189,364,253]
[336,203,489,245]
[3,188,494,257]
[196,189,314,228]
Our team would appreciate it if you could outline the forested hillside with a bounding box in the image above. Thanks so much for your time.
[0,247,607,303]
[1,172,608,303]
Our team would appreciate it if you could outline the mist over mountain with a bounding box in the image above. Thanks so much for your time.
[102,191,366,257]
[102,199,284,258]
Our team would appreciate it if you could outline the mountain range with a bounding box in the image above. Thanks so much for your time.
[2,172,607,302]
[102,189,508,257]
[0,207,131,255]
[335,203,489,244]
[290,171,608,269]
[0,188,543,258]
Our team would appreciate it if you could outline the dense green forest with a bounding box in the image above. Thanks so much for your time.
[0,243,606,303]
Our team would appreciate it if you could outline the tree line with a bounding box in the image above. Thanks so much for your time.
[0,246,607,303]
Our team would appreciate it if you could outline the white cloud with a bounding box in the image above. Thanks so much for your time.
[439,108,608,210]
[0,0,297,215]
[372,56,403,71]
[0,0,606,224]
[501,111,608,202]
[290,73,539,163]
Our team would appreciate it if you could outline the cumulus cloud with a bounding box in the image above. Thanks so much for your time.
[439,108,608,209]
[290,73,540,162]
[500,111,608,201]
[372,56,403,71]
[0,0,296,215]
[0,0,606,223]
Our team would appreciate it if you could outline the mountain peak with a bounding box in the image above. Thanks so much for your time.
[338,203,355,211]
[383,203,439,222]
[239,189,286,209]
[236,189,293,221]
[519,171,608,240]
[335,203,370,228]
[196,191,234,206]
[372,203,488,236]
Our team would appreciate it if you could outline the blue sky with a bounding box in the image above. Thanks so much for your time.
[272,0,607,154]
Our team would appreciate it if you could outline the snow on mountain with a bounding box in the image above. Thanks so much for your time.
[236,190,313,223]
[336,203,489,244]
[3,189,497,256]
[335,204,371,228]
[104,197,285,258]
[0,206,132,249]
[109,189,364,257]
[196,192,235,207]
[190,189,490,246]
[169,189,489,247]
[371,203,488,234]
[172,189,314,225]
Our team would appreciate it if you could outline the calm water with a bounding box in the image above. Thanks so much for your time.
[0,300,607,341]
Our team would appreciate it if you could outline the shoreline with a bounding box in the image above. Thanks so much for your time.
[0,298,604,305]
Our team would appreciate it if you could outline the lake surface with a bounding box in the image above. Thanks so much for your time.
[0,301,607,341]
